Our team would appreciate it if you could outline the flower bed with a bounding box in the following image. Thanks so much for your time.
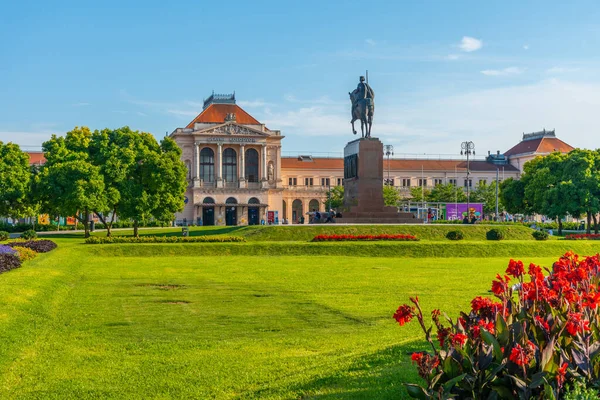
[312,234,419,242]
[0,253,21,274]
[395,252,600,399]
[84,236,246,244]
[565,233,600,240]
[8,240,58,253]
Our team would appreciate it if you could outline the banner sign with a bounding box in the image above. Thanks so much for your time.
[66,217,77,226]
[445,203,483,221]
[37,214,50,225]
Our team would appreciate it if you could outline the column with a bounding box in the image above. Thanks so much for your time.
[261,145,267,180]
[216,143,223,188]
[240,145,245,180]
[194,144,200,187]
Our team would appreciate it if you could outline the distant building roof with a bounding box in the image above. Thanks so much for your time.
[28,152,46,165]
[281,157,519,172]
[185,103,261,128]
[504,129,574,157]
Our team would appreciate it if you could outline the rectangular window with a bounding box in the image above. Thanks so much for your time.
[418,178,427,187]
[384,178,395,186]
[321,178,330,186]
[402,178,411,187]
[288,177,297,186]
[337,178,343,186]
[304,178,313,186]
[464,179,472,188]
[434,178,443,186]
[448,178,457,186]
[479,179,487,186]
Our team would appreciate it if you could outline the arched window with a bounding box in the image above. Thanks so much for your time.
[309,199,320,212]
[248,197,260,205]
[200,148,214,182]
[226,197,238,204]
[202,197,215,204]
[245,148,259,182]
[223,148,237,182]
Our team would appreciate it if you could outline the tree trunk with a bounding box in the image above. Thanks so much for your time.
[84,208,90,238]
[133,220,139,238]
[594,214,598,234]
[558,219,563,236]
[107,207,117,237]
[587,211,592,234]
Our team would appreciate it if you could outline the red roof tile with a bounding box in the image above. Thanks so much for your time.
[504,137,574,157]
[27,152,46,165]
[186,104,260,128]
[281,158,518,172]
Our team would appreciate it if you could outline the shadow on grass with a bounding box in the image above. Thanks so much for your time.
[40,226,251,239]
[244,343,425,399]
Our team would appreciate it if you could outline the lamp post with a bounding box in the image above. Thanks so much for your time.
[384,145,394,186]
[460,141,475,219]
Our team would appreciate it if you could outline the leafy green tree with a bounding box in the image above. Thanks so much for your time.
[408,186,431,202]
[383,185,401,206]
[0,142,33,219]
[427,183,467,203]
[36,128,107,237]
[499,178,529,215]
[470,181,502,215]
[325,185,344,209]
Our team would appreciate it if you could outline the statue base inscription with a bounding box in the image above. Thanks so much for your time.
[342,138,419,224]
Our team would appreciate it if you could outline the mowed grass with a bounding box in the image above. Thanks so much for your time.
[0,238,580,399]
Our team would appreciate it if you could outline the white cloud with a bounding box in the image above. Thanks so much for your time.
[0,130,60,148]
[365,39,376,46]
[446,54,460,60]
[459,36,483,52]
[237,99,274,108]
[136,112,147,117]
[546,66,581,74]
[72,102,90,107]
[481,67,524,76]
[523,44,529,50]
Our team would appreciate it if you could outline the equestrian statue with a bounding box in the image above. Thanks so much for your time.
[349,75,375,138]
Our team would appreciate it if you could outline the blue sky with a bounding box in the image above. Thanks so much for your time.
[2,0,600,156]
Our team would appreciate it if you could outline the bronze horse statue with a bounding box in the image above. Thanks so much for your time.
[349,90,374,138]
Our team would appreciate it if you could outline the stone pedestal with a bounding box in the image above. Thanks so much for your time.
[342,138,419,224]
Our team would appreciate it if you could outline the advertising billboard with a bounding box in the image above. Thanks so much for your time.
[445,203,483,221]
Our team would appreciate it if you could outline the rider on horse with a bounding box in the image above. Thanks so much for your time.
[350,76,375,137]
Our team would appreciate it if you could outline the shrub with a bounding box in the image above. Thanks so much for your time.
[564,380,600,400]
[21,229,37,240]
[8,240,58,253]
[486,228,504,241]
[84,236,246,244]
[0,231,9,241]
[14,247,37,262]
[0,253,22,273]
[532,230,549,241]
[445,230,464,241]
[311,234,419,242]
[394,252,600,399]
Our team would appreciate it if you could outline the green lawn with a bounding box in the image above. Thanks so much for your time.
[0,236,590,399]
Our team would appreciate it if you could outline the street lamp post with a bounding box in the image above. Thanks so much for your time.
[384,145,394,186]
[460,141,475,219]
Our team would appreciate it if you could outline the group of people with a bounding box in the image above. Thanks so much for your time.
[308,209,340,224]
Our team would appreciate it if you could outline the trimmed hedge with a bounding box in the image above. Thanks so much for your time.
[21,229,37,240]
[532,230,549,241]
[85,236,246,244]
[0,231,9,241]
[0,253,22,273]
[446,230,464,241]
[486,228,505,241]
[312,234,418,242]
[8,240,58,253]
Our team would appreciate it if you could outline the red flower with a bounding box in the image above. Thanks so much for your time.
[411,352,423,363]
[449,333,468,347]
[534,315,550,332]
[565,312,590,336]
[491,274,511,296]
[393,304,414,326]
[509,341,535,367]
[437,327,451,347]
[557,362,568,388]
[506,259,525,278]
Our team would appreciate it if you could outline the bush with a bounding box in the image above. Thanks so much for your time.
[311,234,419,242]
[14,247,37,262]
[445,230,464,241]
[0,253,22,273]
[0,231,9,241]
[532,230,549,241]
[8,240,58,253]
[21,229,37,240]
[486,228,505,241]
[84,236,246,244]
[564,380,600,400]
[394,252,600,399]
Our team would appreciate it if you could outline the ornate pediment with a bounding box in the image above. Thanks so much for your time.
[196,122,269,137]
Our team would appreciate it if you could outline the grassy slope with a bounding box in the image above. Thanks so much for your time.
[41,224,537,241]
[0,238,593,399]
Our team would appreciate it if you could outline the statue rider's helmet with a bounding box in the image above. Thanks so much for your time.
[359,76,365,82]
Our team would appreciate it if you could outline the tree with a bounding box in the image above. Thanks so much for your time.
[470,181,502,215]
[325,185,344,209]
[383,185,401,206]
[0,142,32,219]
[499,178,529,215]
[427,183,467,203]
[36,127,107,238]
[408,186,431,202]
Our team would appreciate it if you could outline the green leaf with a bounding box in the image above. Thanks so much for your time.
[528,371,547,389]
[541,337,555,371]
[443,373,467,393]
[481,329,503,360]
[404,384,429,400]
[443,355,462,378]
[496,313,509,346]
[543,383,557,400]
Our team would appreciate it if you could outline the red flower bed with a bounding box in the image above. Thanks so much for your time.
[312,234,418,242]
[565,233,600,240]
[395,252,600,399]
